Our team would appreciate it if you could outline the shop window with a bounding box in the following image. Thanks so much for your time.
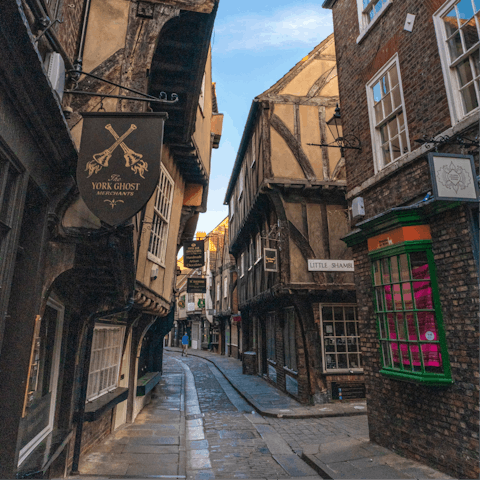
[283,308,297,372]
[434,0,480,124]
[366,55,410,172]
[86,325,126,402]
[371,244,452,384]
[148,164,174,266]
[321,305,362,372]
[266,312,276,362]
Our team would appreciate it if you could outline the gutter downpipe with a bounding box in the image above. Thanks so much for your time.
[71,296,135,474]
[73,0,92,74]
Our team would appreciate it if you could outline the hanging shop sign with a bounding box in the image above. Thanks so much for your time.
[197,298,205,309]
[264,248,278,272]
[428,153,479,202]
[184,240,205,268]
[187,278,206,294]
[308,259,354,272]
[232,315,241,322]
[77,112,168,226]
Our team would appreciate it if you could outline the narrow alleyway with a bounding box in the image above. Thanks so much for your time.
[72,352,453,480]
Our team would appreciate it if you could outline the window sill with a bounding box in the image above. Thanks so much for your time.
[268,359,277,365]
[84,387,129,422]
[283,366,298,376]
[356,1,392,45]
[136,371,162,397]
[254,258,262,265]
[147,252,165,267]
[380,368,453,386]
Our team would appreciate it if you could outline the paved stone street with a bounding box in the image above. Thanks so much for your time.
[72,351,453,480]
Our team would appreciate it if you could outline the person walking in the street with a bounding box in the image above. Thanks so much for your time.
[182,333,189,356]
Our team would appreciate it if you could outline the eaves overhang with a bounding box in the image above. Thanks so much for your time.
[342,198,461,248]
[224,100,260,204]
[149,4,217,145]
[322,0,337,8]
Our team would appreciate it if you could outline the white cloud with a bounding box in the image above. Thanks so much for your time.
[215,6,333,52]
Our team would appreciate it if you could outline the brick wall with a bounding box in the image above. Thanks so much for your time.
[331,0,452,192]
[80,411,114,456]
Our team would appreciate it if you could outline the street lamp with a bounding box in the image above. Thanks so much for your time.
[307,104,361,157]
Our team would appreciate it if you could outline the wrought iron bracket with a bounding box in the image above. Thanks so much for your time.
[65,70,179,104]
[308,134,362,155]
[35,18,63,43]
[415,134,479,153]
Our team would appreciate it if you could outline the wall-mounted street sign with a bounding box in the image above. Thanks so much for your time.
[77,112,168,226]
[187,278,206,294]
[264,248,278,272]
[183,240,205,268]
[428,153,479,202]
[308,259,354,272]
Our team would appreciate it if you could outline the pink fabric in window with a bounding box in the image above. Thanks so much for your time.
[385,264,440,367]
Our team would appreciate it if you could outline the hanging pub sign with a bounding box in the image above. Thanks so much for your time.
[77,112,168,226]
[428,153,479,202]
[264,248,278,272]
[187,277,206,294]
[183,240,205,268]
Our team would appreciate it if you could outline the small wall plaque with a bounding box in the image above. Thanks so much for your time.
[428,153,479,202]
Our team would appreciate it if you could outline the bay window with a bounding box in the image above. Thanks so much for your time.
[371,242,452,384]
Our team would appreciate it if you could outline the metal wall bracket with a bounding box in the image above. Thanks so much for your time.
[65,70,179,104]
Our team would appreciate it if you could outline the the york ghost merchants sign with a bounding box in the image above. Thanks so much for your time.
[77,112,168,226]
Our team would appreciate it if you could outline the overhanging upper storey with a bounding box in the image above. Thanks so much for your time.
[149,4,218,186]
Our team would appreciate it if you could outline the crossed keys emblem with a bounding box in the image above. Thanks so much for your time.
[85,124,149,178]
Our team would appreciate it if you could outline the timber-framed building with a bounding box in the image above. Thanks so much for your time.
[225,35,363,404]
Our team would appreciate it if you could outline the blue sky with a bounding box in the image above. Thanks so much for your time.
[195,2,334,235]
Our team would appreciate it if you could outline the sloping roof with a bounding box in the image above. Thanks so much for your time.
[258,33,335,97]
[224,34,336,203]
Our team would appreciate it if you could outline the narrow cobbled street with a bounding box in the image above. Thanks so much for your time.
[73,352,452,480]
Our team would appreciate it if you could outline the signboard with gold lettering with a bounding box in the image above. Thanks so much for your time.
[264,248,278,272]
[187,278,206,293]
[77,112,168,226]
[184,240,205,268]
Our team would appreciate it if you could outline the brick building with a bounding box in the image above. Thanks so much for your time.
[323,0,479,477]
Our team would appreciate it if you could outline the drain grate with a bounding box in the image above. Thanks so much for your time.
[185,413,205,420]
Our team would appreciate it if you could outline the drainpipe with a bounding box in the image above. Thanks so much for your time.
[73,0,92,74]
[71,297,134,474]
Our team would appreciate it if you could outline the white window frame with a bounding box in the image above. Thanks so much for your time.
[433,0,480,126]
[216,281,220,302]
[238,166,244,200]
[199,73,206,114]
[248,240,254,270]
[230,197,235,220]
[223,275,228,298]
[255,233,262,263]
[148,164,174,266]
[240,252,245,278]
[250,131,256,168]
[356,0,392,43]
[86,324,126,402]
[319,304,363,373]
[366,54,411,174]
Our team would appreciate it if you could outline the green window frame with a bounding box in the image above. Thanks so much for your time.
[370,240,452,385]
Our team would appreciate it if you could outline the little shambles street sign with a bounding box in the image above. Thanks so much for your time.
[77,112,168,226]
[308,259,354,272]
[184,241,205,268]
